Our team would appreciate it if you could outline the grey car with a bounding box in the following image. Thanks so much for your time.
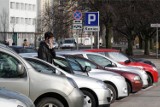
[24,57,111,107]
[0,44,84,107]
[0,88,35,107]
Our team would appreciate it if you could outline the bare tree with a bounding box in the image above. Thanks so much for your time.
[41,0,78,41]
[0,8,8,41]
[79,0,116,48]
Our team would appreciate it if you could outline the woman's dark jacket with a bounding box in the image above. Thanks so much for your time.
[38,41,56,63]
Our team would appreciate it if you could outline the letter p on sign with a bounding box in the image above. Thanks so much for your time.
[88,14,96,24]
[85,12,98,26]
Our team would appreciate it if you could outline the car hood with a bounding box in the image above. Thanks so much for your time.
[107,66,145,76]
[119,61,153,70]
[89,69,121,78]
[68,74,106,89]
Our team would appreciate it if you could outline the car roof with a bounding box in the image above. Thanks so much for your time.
[84,48,120,52]
[56,50,122,65]
[10,46,35,49]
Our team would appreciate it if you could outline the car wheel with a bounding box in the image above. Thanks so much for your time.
[36,97,64,107]
[82,90,97,107]
[127,82,131,95]
[107,84,117,103]
[147,73,153,86]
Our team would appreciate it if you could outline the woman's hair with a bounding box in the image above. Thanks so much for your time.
[44,32,54,40]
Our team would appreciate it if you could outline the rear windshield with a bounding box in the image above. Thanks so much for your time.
[12,48,37,53]
[64,39,75,43]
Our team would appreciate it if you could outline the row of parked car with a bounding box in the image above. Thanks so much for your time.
[0,44,159,107]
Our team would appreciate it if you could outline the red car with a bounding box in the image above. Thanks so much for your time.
[62,55,143,94]
[84,49,159,86]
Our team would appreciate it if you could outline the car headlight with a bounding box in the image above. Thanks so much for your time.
[67,77,78,88]
[152,67,158,72]
[133,76,140,81]
[97,80,107,89]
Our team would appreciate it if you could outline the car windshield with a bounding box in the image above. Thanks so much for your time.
[87,54,112,68]
[64,40,74,43]
[67,57,97,69]
[107,52,129,62]
[26,58,56,74]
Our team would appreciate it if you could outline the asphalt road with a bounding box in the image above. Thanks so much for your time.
[111,82,160,107]
[111,58,160,107]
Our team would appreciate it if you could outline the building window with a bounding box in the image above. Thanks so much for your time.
[21,3,24,10]
[16,3,19,9]
[32,19,35,25]
[25,18,28,24]
[29,18,31,25]
[18,3,21,9]
[25,3,28,10]
[16,17,19,24]
[29,4,32,11]
[33,5,35,11]
[10,2,15,9]
[10,17,15,24]
[21,18,24,24]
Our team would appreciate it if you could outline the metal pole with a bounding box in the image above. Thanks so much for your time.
[76,30,79,50]
[97,11,100,49]
[156,27,159,58]
[91,32,93,49]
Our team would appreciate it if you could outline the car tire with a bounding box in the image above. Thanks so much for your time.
[127,82,131,95]
[36,97,64,107]
[107,84,117,103]
[82,90,97,107]
[147,73,153,86]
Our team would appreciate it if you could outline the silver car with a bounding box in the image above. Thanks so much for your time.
[0,88,35,107]
[0,45,84,107]
[54,54,128,103]
[24,57,111,107]
[57,51,148,88]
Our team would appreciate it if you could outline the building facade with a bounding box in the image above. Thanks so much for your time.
[0,0,37,46]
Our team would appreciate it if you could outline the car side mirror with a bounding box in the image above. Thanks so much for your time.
[84,66,91,72]
[17,64,25,75]
[124,60,131,64]
[55,69,62,75]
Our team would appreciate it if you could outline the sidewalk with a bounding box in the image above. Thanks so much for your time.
[132,49,159,59]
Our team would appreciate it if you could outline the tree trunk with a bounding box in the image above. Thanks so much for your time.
[127,38,133,56]
[105,26,112,48]
[139,37,143,49]
[150,38,154,50]
[144,35,150,55]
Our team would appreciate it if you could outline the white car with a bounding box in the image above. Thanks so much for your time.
[0,88,35,107]
[54,54,128,103]
[24,57,111,107]
[57,51,148,88]
[60,38,76,49]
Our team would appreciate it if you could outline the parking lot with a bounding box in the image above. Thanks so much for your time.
[112,82,160,107]
[112,58,160,107]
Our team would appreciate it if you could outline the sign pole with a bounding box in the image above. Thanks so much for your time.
[97,11,99,49]
[150,23,160,58]
[91,32,93,49]
[76,30,79,50]
[156,27,159,58]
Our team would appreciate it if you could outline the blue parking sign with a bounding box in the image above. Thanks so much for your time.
[84,12,99,26]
